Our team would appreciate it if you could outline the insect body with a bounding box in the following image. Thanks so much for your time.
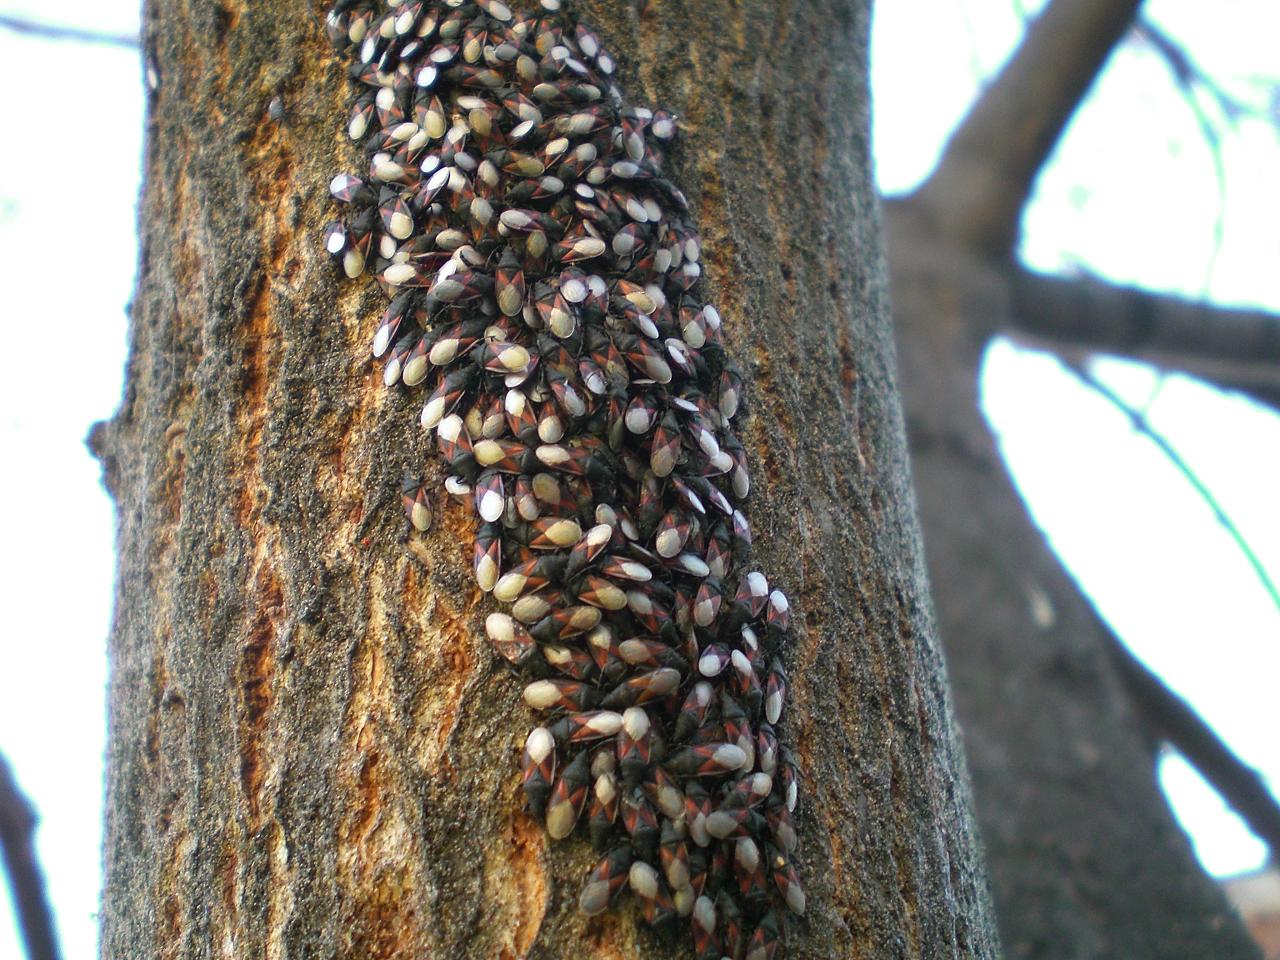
[324,0,805,953]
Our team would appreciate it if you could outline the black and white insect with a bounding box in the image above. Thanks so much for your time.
[323,1,804,955]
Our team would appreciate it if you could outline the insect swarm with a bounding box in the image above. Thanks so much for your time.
[323,0,804,955]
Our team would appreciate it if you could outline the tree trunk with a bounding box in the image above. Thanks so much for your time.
[885,196,1261,959]
[94,1,999,957]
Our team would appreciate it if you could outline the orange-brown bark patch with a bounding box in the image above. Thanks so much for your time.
[489,799,550,959]
[237,565,283,824]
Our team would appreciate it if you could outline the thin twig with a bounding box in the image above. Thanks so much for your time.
[1062,359,1280,616]
[0,753,62,960]
[0,13,138,49]
[1133,19,1235,292]
[1134,18,1255,127]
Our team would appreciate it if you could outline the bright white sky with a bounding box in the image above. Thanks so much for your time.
[0,1,1276,956]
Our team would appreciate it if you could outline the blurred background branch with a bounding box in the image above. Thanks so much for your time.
[1011,269,1280,412]
[0,753,62,960]
[1100,624,1280,862]
[916,0,1143,257]
[0,13,137,48]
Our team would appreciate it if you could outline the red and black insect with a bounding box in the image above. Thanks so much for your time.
[400,473,433,532]
[324,0,804,952]
[520,725,556,815]
[578,845,631,916]
[545,748,592,839]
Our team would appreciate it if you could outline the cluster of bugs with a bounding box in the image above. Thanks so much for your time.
[323,1,804,956]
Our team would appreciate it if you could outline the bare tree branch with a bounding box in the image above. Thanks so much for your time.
[913,0,1143,259]
[1009,268,1280,412]
[1098,624,1280,863]
[1133,18,1245,290]
[1061,360,1280,616]
[0,754,62,960]
[1134,18,1261,128]
[0,14,138,49]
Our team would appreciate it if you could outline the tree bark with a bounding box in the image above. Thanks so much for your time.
[885,196,1261,960]
[96,2,999,958]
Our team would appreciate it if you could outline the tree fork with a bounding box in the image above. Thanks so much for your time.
[97,1,998,958]
[886,192,1262,960]
[879,2,1272,950]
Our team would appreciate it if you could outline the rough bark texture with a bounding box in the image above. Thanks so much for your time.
[885,196,1261,960]
[95,2,999,958]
